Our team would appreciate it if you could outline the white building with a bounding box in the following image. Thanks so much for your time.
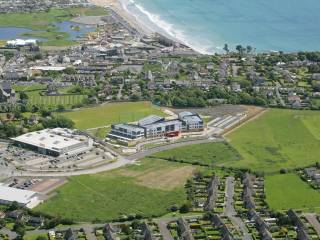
[0,186,41,208]
[6,39,38,47]
[11,128,93,157]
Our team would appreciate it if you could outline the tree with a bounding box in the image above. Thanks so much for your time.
[42,116,75,129]
[236,45,245,56]
[13,220,25,237]
[179,202,191,213]
[246,45,252,54]
[57,104,65,112]
[19,92,28,101]
[223,43,229,54]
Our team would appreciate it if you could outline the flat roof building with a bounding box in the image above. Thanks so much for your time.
[0,186,41,209]
[108,124,145,141]
[108,112,204,143]
[11,128,93,157]
[178,111,204,131]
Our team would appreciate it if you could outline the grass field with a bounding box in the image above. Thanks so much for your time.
[28,94,86,108]
[226,109,320,173]
[152,142,241,166]
[13,84,47,92]
[61,101,166,130]
[0,7,106,30]
[265,173,320,212]
[36,159,195,222]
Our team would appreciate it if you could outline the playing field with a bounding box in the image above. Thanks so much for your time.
[28,94,86,108]
[152,142,241,166]
[226,109,320,173]
[61,101,166,130]
[265,173,320,212]
[35,159,195,222]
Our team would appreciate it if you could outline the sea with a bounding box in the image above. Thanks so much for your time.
[121,0,320,54]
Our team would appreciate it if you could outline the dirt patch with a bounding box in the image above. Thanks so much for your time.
[134,166,195,191]
[30,178,67,194]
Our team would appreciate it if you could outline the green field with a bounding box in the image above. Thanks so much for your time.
[0,7,106,46]
[152,142,241,166]
[265,173,320,212]
[36,159,195,222]
[13,84,47,92]
[28,94,86,108]
[0,7,106,30]
[61,101,166,130]
[226,109,320,173]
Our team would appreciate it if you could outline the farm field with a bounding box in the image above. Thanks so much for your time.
[61,101,166,130]
[152,142,241,166]
[265,173,320,212]
[35,159,195,222]
[225,109,320,173]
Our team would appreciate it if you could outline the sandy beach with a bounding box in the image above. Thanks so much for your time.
[88,0,153,36]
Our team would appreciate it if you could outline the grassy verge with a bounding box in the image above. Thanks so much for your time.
[35,159,195,222]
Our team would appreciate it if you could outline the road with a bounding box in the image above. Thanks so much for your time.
[304,213,320,236]
[275,82,285,107]
[12,138,222,177]
[157,220,174,240]
[224,177,252,240]
[0,227,17,239]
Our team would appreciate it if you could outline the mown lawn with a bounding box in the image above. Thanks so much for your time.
[265,173,320,212]
[152,142,241,166]
[226,109,320,173]
[28,94,86,108]
[61,101,166,130]
[36,159,194,222]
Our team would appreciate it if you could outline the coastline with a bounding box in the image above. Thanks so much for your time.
[87,0,200,54]
[88,0,154,36]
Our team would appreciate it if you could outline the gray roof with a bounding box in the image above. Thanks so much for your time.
[178,111,194,118]
[143,120,181,130]
[114,123,144,132]
[182,115,203,124]
[138,115,164,126]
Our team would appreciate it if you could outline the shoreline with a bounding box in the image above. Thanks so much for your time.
[88,0,201,54]
[88,0,154,36]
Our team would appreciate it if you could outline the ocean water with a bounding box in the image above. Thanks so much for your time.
[122,0,320,54]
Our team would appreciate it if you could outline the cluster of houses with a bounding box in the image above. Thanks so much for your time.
[108,111,204,144]
[0,81,16,104]
[0,0,91,13]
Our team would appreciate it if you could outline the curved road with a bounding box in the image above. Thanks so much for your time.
[12,138,223,177]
